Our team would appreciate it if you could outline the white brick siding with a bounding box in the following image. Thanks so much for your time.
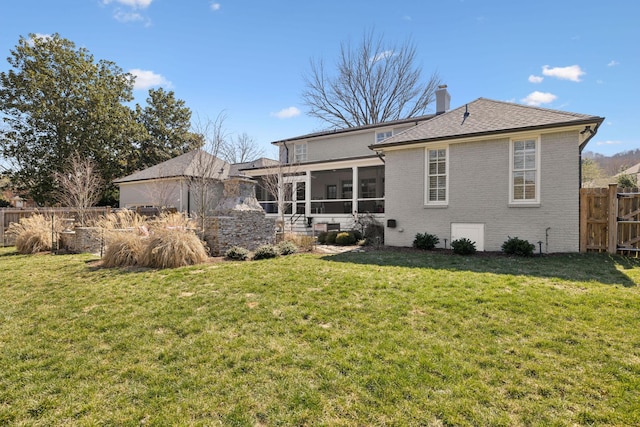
[384,131,581,252]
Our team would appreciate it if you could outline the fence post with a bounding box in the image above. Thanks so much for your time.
[607,183,618,254]
[0,209,4,247]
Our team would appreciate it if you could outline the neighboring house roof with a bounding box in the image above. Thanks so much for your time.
[372,98,604,149]
[230,157,280,175]
[617,162,640,177]
[114,149,229,184]
[271,114,436,144]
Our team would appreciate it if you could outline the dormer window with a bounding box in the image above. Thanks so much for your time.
[375,130,393,143]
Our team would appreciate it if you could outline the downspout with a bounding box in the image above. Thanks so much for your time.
[282,141,290,164]
[578,122,602,177]
[376,151,385,163]
[578,121,602,252]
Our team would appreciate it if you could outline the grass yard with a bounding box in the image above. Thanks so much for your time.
[0,247,639,426]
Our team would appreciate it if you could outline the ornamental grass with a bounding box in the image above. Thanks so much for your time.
[6,213,62,254]
[139,228,208,269]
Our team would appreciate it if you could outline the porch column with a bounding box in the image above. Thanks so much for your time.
[352,166,359,214]
[305,171,311,215]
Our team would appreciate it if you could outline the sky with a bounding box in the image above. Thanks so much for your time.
[0,0,638,159]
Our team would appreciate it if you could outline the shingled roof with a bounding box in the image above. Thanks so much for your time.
[372,98,604,148]
[114,149,228,183]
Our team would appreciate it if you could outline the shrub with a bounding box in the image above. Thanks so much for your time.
[102,232,144,267]
[316,231,328,244]
[363,222,384,246]
[451,237,476,255]
[277,240,298,255]
[6,213,63,254]
[280,233,313,252]
[225,246,250,261]
[350,229,363,241]
[335,231,357,246]
[326,231,338,245]
[293,235,314,252]
[501,236,536,257]
[253,244,280,260]
[139,229,208,268]
[413,232,439,250]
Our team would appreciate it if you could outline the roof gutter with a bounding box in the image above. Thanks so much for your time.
[578,120,602,153]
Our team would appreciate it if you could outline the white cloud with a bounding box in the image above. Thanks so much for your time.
[607,60,619,67]
[371,50,394,64]
[596,140,622,146]
[114,10,144,23]
[103,0,152,9]
[542,65,585,82]
[210,2,221,11]
[271,107,301,119]
[403,15,412,21]
[521,91,557,106]
[129,69,171,90]
[528,75,543,84]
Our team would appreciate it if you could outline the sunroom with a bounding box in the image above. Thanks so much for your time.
[244,158,385,232]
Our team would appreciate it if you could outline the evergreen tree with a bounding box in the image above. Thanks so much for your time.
[135,88,202,171]
[0,33,146,205]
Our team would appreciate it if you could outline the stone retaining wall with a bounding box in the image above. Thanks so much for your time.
[203,211,275,256]
[60,227,103,255]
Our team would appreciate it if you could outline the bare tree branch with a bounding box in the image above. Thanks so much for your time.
[188,112,230,231]
[54,152,104,225]
[302,29,442,128]
[220,132,265,164]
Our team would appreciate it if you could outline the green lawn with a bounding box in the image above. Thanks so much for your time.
[0,247,639,426]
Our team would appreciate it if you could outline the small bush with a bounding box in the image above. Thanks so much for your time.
[293,235,315,252]
[363,222,384,246]
[413,232,439,250]
[326,231,339,245]
[253,244,280,260]
[139,229,208,268]
[102,232,144,267]
[277,240,298,255]
[316,231,328,244]
[350,229,363,241]
[335,232,357,246]
[501,236,536,257]
[225,246,250,260]
[451,237,476,255]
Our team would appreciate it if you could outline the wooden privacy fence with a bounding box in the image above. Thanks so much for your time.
[0,207,111,247]
[580,184,640,255]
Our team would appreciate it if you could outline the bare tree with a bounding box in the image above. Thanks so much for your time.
[257,163,300,232]
[189,112,230,230]
[302,29,442,128]
[54,152,104,225]
[220,132,265,164]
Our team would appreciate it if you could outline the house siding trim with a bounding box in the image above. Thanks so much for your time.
[371,123,596,152]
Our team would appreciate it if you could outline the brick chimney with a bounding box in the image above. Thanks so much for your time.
[435,85,450,115]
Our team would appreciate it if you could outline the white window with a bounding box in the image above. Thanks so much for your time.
[293,143,307,163]
[425,146,448,205]
[376,130,393,143]
[510,138,540,204]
